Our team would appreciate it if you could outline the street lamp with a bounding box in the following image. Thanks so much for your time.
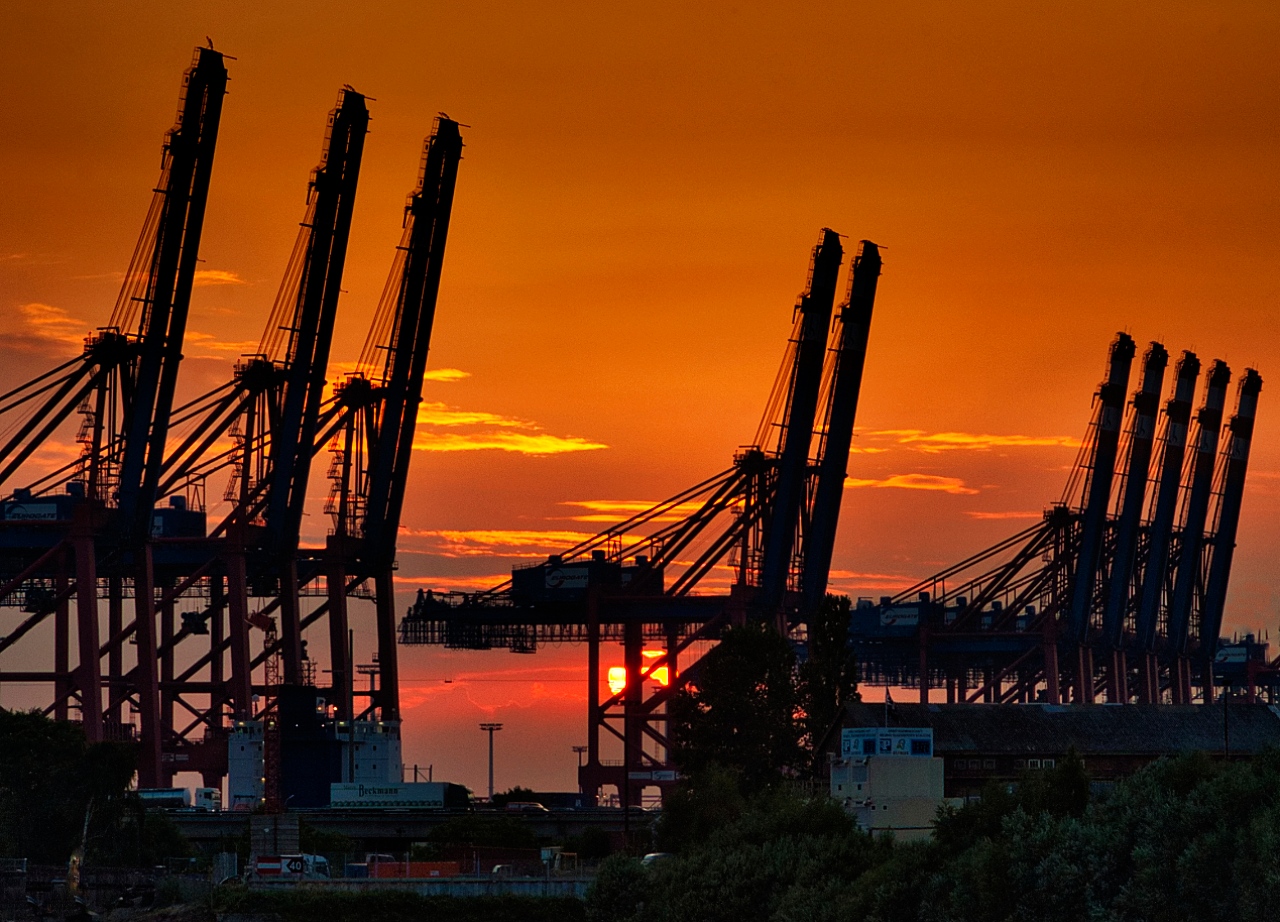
[572,745,588,768]
[479,723,503,800]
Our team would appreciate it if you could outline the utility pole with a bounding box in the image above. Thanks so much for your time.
[480,723,503,800]
[572,745,588,767]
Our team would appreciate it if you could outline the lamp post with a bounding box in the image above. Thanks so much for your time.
[572,745,588,767]
[480,723,503,800]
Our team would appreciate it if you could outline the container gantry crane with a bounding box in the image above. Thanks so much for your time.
[119,105,462,783]
[846,334,1263,708]
[0,56,466,792]
[0,48,228,779]
[400,231,883,804]
[324,115,465,723]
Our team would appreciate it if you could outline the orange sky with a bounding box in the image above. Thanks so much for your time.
[1,2,1279,793]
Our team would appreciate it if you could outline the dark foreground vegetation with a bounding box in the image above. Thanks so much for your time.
[214,887,586,922]
[0,708,187,865]
[587,750,1280,922]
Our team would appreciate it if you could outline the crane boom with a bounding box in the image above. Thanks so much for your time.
[115,48,228,539]
[800,240,881,617]
[758,229,843,617]
[361,117,464,569]
[1197,368,1261,659]
[1167,360,1231,654]
[1102,342,1167,647]
[1134,352,1200,651]
[265,89,370,555]
[1064,333,1135,645]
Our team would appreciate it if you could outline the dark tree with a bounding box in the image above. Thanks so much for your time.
[0,708,148,864]
[491,786,538,808]
[798,594,860,754]
[668,621,805,791]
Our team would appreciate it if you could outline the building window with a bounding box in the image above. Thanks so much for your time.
[1014,759,1025,770]
[1043,759,1055,769]
[983,759,996,770]
[1028,759,1041,769]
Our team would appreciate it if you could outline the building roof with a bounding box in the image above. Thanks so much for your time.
[826,702,1280,757]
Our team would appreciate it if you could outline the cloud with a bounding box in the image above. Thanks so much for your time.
[17,302,86,349]
[0,437,84,484]
[559,499,708,523]
[184,331,259,357]
[412,400,607,455]
[394,573,512,591]
[828,569,923,591]
[863,428,1080,453]
[192,269,247,287]
[412,431,607,454]
[417,402,529,428]
[402,527,596,558]
[423,368,470,382]
[844,473,979,495]
[965,510,1044,520]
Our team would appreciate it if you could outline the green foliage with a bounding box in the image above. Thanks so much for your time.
[654,764,747,852]
[491,785,538,807]
[586,855,648,922]
[798,594,860,755]
[668,596,862,794]
[424,813,538,850]
[590,750,1280,922]
[298,820,354,858]
[563,825,614,861]
[0,707,182,865]
[215,887,586,922]
[91,804,191,867]
[668,621,805,791]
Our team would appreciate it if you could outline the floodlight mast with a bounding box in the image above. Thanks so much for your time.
[480,722,503,800]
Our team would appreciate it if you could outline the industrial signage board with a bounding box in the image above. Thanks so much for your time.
[329,782,446,809]
[545,567,589,590]
[4,503,59,521]
[879,606,920,628]
[841,727,934,758]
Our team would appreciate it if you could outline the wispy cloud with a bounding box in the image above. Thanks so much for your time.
[559,499,708,523]
[844,473,979,495]
[423,368,470,383]
[184,331,259,358]
[192,269,247,287]
[417,402,529,428]
[413,400,607,455]
[394,573,512,591]
[863,429,1080,453]
[965,510,1043,520]
[402,527,596,558]
[17,302,86,349]
[828,569,923,591]
[0,437,84,484]
[412,431,607,454]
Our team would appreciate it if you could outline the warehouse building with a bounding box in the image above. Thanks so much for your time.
[820,701,1280,801]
